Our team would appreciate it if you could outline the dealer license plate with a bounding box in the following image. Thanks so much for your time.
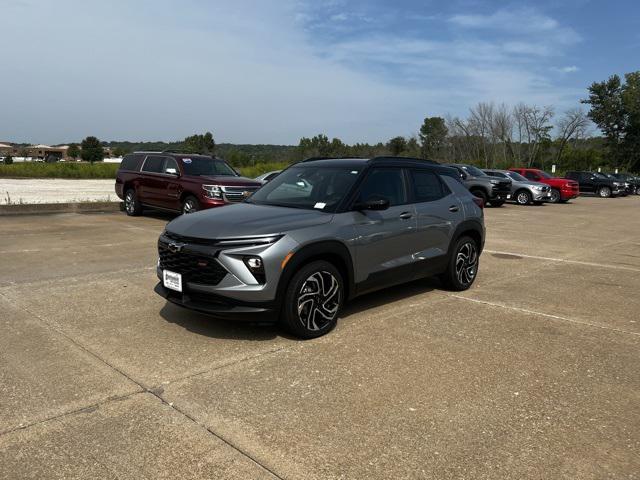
[163,270,182,292]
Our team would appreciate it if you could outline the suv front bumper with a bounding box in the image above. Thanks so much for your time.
[154,282,277,320]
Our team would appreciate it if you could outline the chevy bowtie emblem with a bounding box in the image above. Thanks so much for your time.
[168,242,186,253]
[243,190,252,198]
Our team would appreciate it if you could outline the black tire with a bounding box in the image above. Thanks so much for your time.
[470,189,488,205]
[124,188,143,216]
[440,236,479,291]
[488,199,505,207]
[280,260,343,339]
[514,189,532,205]
[181,195,200,214]
[533,201,544,206]
[597,186,611,198]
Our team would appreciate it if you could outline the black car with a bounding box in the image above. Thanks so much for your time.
[609,173,639,195]
[564,171,625,198]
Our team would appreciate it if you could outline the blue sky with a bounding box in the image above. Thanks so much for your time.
[1,0,638,144]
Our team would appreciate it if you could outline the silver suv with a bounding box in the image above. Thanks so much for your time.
[483,169,552,205]
[155,157,485,338]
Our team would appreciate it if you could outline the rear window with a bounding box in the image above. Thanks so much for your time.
[119,154,142,171]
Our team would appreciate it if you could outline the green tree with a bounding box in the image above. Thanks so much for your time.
[582,74,627,167]
[112,146,128,158]
[80,136,105,163]
[386,136,407,155]
[298,134,331,158]
[419,117,448,159]
[182,131,216,155]
[67,144,80,160]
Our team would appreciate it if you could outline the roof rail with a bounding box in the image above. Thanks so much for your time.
[370,156,437,164]
[301,156,364,162]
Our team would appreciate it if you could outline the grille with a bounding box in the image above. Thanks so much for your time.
[158,244,227,286]
[222,185,260,203]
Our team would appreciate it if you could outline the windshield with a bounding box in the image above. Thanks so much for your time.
[247,166,361,212]
[460,165,486,177]
[593,172,607,179]
[506,171,528,182]
[181,157,237,176]
[536,170,552,179]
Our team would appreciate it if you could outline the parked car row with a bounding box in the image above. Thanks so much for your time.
[114,153,638,338]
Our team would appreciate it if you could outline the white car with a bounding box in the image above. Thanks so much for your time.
[254,170,281,184]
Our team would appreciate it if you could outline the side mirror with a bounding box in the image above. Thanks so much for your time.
[353,198,390,211]
[165,167,179,176]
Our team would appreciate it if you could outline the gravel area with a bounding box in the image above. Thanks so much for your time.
[0,179,117,204]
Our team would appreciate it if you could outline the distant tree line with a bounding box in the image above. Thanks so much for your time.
[85,69,640,174]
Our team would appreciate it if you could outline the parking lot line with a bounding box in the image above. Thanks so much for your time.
[450,294,640,337]
[484,249,640,273]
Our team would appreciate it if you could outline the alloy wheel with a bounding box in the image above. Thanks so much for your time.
[516,192,530,205]
[599,187,611,198]
[125,191,135,214]
[549,189,560,203]
[182,200,196,214]
[297,271,341,331]
[455,241,478,286]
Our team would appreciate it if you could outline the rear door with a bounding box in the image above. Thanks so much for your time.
[139,155,168,206]
[580,173,595,193]
[408,168,463,278]
[352,167,419,293]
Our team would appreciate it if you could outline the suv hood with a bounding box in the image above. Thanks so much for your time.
[166,203,333,238]
[185,175,262,186]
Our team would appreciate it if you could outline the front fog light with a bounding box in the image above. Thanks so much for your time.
[244,256,265,283]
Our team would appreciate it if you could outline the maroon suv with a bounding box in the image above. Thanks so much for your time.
[115,152,262,215]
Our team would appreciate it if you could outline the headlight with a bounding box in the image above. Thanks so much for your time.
[532,185,543,190]
[243,256,265,283]
[202,184,222,199]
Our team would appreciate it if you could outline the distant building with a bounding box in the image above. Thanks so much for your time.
[0,142,112,161]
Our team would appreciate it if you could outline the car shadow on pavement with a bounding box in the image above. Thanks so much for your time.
[158,277,441,340]
[340,277,439,319]
[159,302,284,341]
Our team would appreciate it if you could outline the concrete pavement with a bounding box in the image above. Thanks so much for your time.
[1,197,638,479]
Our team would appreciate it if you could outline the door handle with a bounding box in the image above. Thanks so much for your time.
[448,205,459,212]
[399,212,413,219]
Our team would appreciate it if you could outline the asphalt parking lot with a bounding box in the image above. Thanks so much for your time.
[1,196,639,479]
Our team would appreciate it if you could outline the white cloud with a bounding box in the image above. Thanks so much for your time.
[560,65,579,73]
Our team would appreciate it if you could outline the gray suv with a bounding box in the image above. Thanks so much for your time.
[155,157,485,338]
[483,169,551,205]
[444,163,511,207]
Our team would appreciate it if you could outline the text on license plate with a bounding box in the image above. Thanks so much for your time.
[163,270,182,292]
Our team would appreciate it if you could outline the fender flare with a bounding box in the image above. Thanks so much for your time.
[275,240,356,308]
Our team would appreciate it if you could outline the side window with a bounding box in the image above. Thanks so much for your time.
[524,171,537,180]
[357,168,406,206]
[119,154,142,171]
[164,157,179,174]
[488,171,506,178]
[141,155,165,173]
[409,169,449,203]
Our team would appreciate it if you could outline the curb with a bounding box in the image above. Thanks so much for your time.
[0,202,123,216]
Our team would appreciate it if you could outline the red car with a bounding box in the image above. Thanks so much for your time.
[115,152,262,216]
[509,168,579,203]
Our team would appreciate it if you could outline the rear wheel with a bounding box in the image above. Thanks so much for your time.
[281,261,343,339]
[124,189,142,216]
[181,195,200,214]
[515,189,532,205]
[440,236,479,291]
[598,186,611,198]
[548,189,561,203]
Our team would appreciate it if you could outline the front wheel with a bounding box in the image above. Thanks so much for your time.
[440,236,479,291]
[471,189,488,206]
[281,261,343,339]
[181,195,200,214]
[548,189,561,203]
[515,190,532,205]
[598,186,611,198]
